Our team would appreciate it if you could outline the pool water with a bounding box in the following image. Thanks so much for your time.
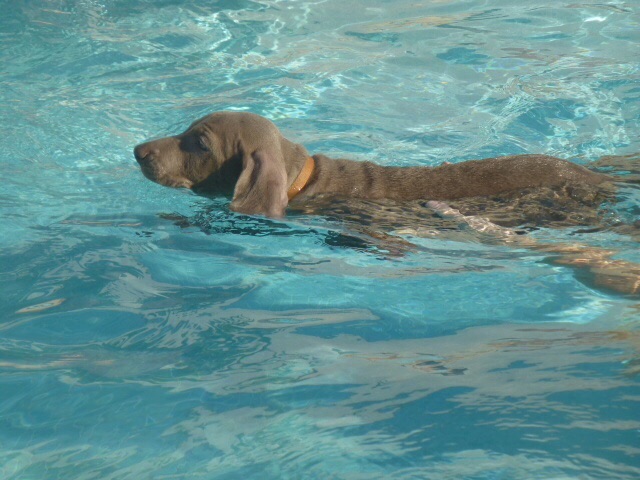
[1,0,640,478]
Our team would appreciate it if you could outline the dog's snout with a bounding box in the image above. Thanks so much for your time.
[134,143,157,163]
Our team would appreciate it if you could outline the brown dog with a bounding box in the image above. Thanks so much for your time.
[134,111,610,218]
[134,111,640,295]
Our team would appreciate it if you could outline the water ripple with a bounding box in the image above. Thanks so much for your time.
[1,0,639,478]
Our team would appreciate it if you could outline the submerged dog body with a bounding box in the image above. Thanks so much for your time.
[134,111,610,218]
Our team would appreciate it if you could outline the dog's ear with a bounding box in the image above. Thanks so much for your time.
[230,147,289,218]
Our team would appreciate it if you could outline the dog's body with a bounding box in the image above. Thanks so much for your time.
[306,153,607,201]
[134,111,611,218]
[134,111,640,295]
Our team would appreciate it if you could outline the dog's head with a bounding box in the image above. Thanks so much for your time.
[133,111,308,217]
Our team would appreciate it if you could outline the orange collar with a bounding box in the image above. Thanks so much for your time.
[287,156,315,201]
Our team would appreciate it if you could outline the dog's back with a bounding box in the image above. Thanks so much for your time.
[303,153,611,202]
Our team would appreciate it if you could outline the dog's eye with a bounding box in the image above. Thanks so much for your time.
[197,136,210,152]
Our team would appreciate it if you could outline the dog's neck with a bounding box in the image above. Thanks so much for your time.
[287,156,315,200]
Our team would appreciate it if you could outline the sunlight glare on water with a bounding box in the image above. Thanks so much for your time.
[1,0,639,478]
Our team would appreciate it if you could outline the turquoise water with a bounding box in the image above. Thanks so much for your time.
[1,0,640,478]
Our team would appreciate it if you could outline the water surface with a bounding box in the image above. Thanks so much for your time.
[1,1,639,478]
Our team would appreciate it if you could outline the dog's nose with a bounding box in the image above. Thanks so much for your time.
[134,143,157,163]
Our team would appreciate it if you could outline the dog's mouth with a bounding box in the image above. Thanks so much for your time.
[138,164,193,189]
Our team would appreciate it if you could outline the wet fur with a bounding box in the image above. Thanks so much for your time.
[134,112,640,295]
[134,111,612,219]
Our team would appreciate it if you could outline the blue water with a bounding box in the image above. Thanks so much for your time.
[1,0,640,478]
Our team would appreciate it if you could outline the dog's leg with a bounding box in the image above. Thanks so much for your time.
[425,201,519,237]
[426,201,640,296]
